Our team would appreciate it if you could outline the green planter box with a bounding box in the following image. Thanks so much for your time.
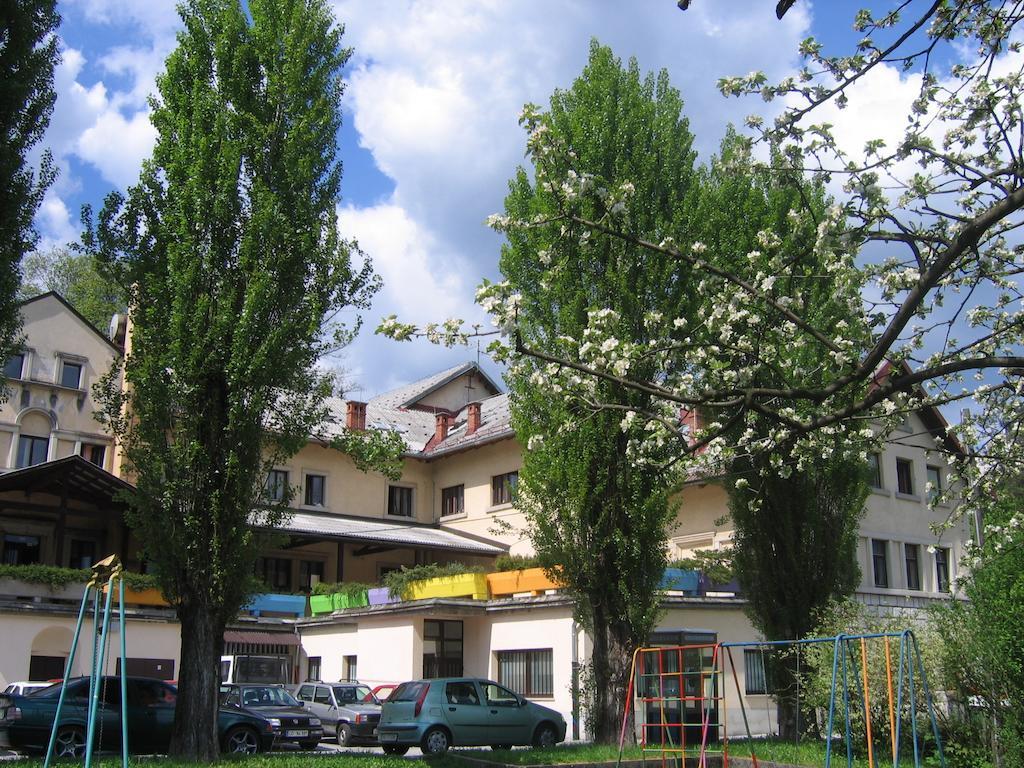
[309,594,335,615]
[336,590,369,610]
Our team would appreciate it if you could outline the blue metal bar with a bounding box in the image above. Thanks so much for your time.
[84,587,102,754]
[43,584,92,768]
[85,580,115,768]
[721,632,909,649]
[911,631,946,768]
[119,576,129,768]
[824,633,844,768]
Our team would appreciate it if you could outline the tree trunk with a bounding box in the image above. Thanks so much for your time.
[588,601,636,743]
[169,599,224,760]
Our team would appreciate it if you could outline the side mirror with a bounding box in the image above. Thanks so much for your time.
[297,700,305,707]
[518,696,527,707]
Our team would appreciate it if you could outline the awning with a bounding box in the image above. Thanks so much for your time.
[0,455,133,506]
[259,509,507,556]
[224,630,299,647]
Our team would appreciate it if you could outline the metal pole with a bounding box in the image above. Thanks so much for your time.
[119,575,129,768]
[43,584,92,768]
[824,633,844,768]
[85,579,115,768]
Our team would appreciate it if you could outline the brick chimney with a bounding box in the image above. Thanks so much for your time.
[346,401,367,431]
[466,402,482,434]
[435,413,450,442]
[680,408,700,442]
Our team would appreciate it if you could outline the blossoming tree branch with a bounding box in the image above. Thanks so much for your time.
[379,2,1024,549]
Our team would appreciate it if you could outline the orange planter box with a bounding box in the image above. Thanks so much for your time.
[487,568,561,597]
[103,584,169,607]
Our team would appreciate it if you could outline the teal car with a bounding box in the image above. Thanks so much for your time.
[378,677,566,755]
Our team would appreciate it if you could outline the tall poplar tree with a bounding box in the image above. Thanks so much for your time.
[86,0,382,758]
[1,0,59,380]
[499,42,698,741]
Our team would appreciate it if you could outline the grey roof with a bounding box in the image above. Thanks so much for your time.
[267,509,507,555]
[319,362,514,456]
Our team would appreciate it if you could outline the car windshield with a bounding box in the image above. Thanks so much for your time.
[239,686,300,707]
[333,685,375,704]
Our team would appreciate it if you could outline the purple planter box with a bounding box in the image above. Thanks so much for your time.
[367,587,400,606]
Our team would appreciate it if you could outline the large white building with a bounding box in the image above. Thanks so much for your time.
[0,293,971,740]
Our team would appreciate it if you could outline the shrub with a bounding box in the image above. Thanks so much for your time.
[493,554,541,571]
[382,562,484,599]
[310,580,373,598]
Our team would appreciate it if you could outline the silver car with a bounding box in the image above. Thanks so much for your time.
[292,681,381,746]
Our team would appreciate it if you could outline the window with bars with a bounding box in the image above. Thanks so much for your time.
[441,484,464,517]
[744,650,769,695]
[388,485,414,517]
[497,649,553,697]
[491,471,518,506]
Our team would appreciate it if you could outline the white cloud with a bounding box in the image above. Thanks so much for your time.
[76,109,157,189]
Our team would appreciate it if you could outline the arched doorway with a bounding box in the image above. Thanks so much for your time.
[29,625,72,681]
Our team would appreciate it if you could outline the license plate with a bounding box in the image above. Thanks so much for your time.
[380,732,397,742]
[285,729,308,738]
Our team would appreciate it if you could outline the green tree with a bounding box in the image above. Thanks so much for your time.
[85,0,392,758]
[693,134,871,739]
[0,1,60,380]
[498,42,698,741]
[19,247,127,331]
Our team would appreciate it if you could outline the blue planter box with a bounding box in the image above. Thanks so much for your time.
[247,593,307,618]
[659,568,700,594]
[699,575,741,596]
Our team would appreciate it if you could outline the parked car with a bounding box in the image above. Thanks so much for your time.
[3,683,51,697]
[292,681,380,746]
[370,683,398,702]
[219,683,323,750]
[0,676,276,756]
[378,677,566,755]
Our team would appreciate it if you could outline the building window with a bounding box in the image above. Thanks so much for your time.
[3,534,41,565]
[307,656,322,682]
[304,474,326,506]
[905,544,921,590]
[16,435,49,468]
[264,469,289,502]
[441,485,465,517]
[69,539,96,569]
[926,465,942,504]
[497,649,553,697]
[896,458,914,495]
[388,485,414,517]
[81,444,106,467]
[744,650,769,695]
[872,540,889,588]
[423,620,463,678]
[343,655,358,681]
[491,471,519,506]
[255,557,291,591]
[867,453,882,488]
[60,359,83,389]
[299,560,324,591]
[4,353,24,380]
[935,548,950,593]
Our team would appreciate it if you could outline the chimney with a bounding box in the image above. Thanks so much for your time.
[466,402,482,434]
[346,401,366,431]
[435,412,450,443]
[680,408,700,443]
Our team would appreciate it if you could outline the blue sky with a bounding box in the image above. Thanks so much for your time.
[38,0,924,397]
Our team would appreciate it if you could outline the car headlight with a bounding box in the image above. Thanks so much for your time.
[267,718,281,728]
[309,718,321,727]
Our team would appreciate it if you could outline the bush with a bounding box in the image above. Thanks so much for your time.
[668,548,733,584]
[310,580,373,598]
[493,554,541,571]
[0,563,159,592]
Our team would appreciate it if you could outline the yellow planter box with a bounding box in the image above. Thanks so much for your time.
[487,568,561,597]
[407,573,489,601]
[103,584,169,607]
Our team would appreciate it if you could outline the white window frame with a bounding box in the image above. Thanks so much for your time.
[55,353,86,390]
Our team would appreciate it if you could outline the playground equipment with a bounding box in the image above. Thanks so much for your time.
[617,630,945,768]
[43,554,129,768]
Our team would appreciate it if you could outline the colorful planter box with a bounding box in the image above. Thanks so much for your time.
[336,590,369,610]
[659,568,700,594]
[487,568,561,597]
[407,572,489,601]
[247,592,307,618]
[309,594,335,615]
[367,587,401,606]
[119,586,169,606]
[310,589,370,615]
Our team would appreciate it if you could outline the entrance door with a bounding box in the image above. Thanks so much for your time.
[28,655,65,681]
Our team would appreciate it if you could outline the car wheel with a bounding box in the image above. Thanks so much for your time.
[300,740,320,750]
[337,723,353,746]
[222,726,261,755]
[421,726,451,755]
[382,745,410,755]
[492,744,513,751]
[54,725,86,758]
[532,722,558,749]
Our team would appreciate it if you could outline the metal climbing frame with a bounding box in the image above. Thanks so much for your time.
[618,643,726,768]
